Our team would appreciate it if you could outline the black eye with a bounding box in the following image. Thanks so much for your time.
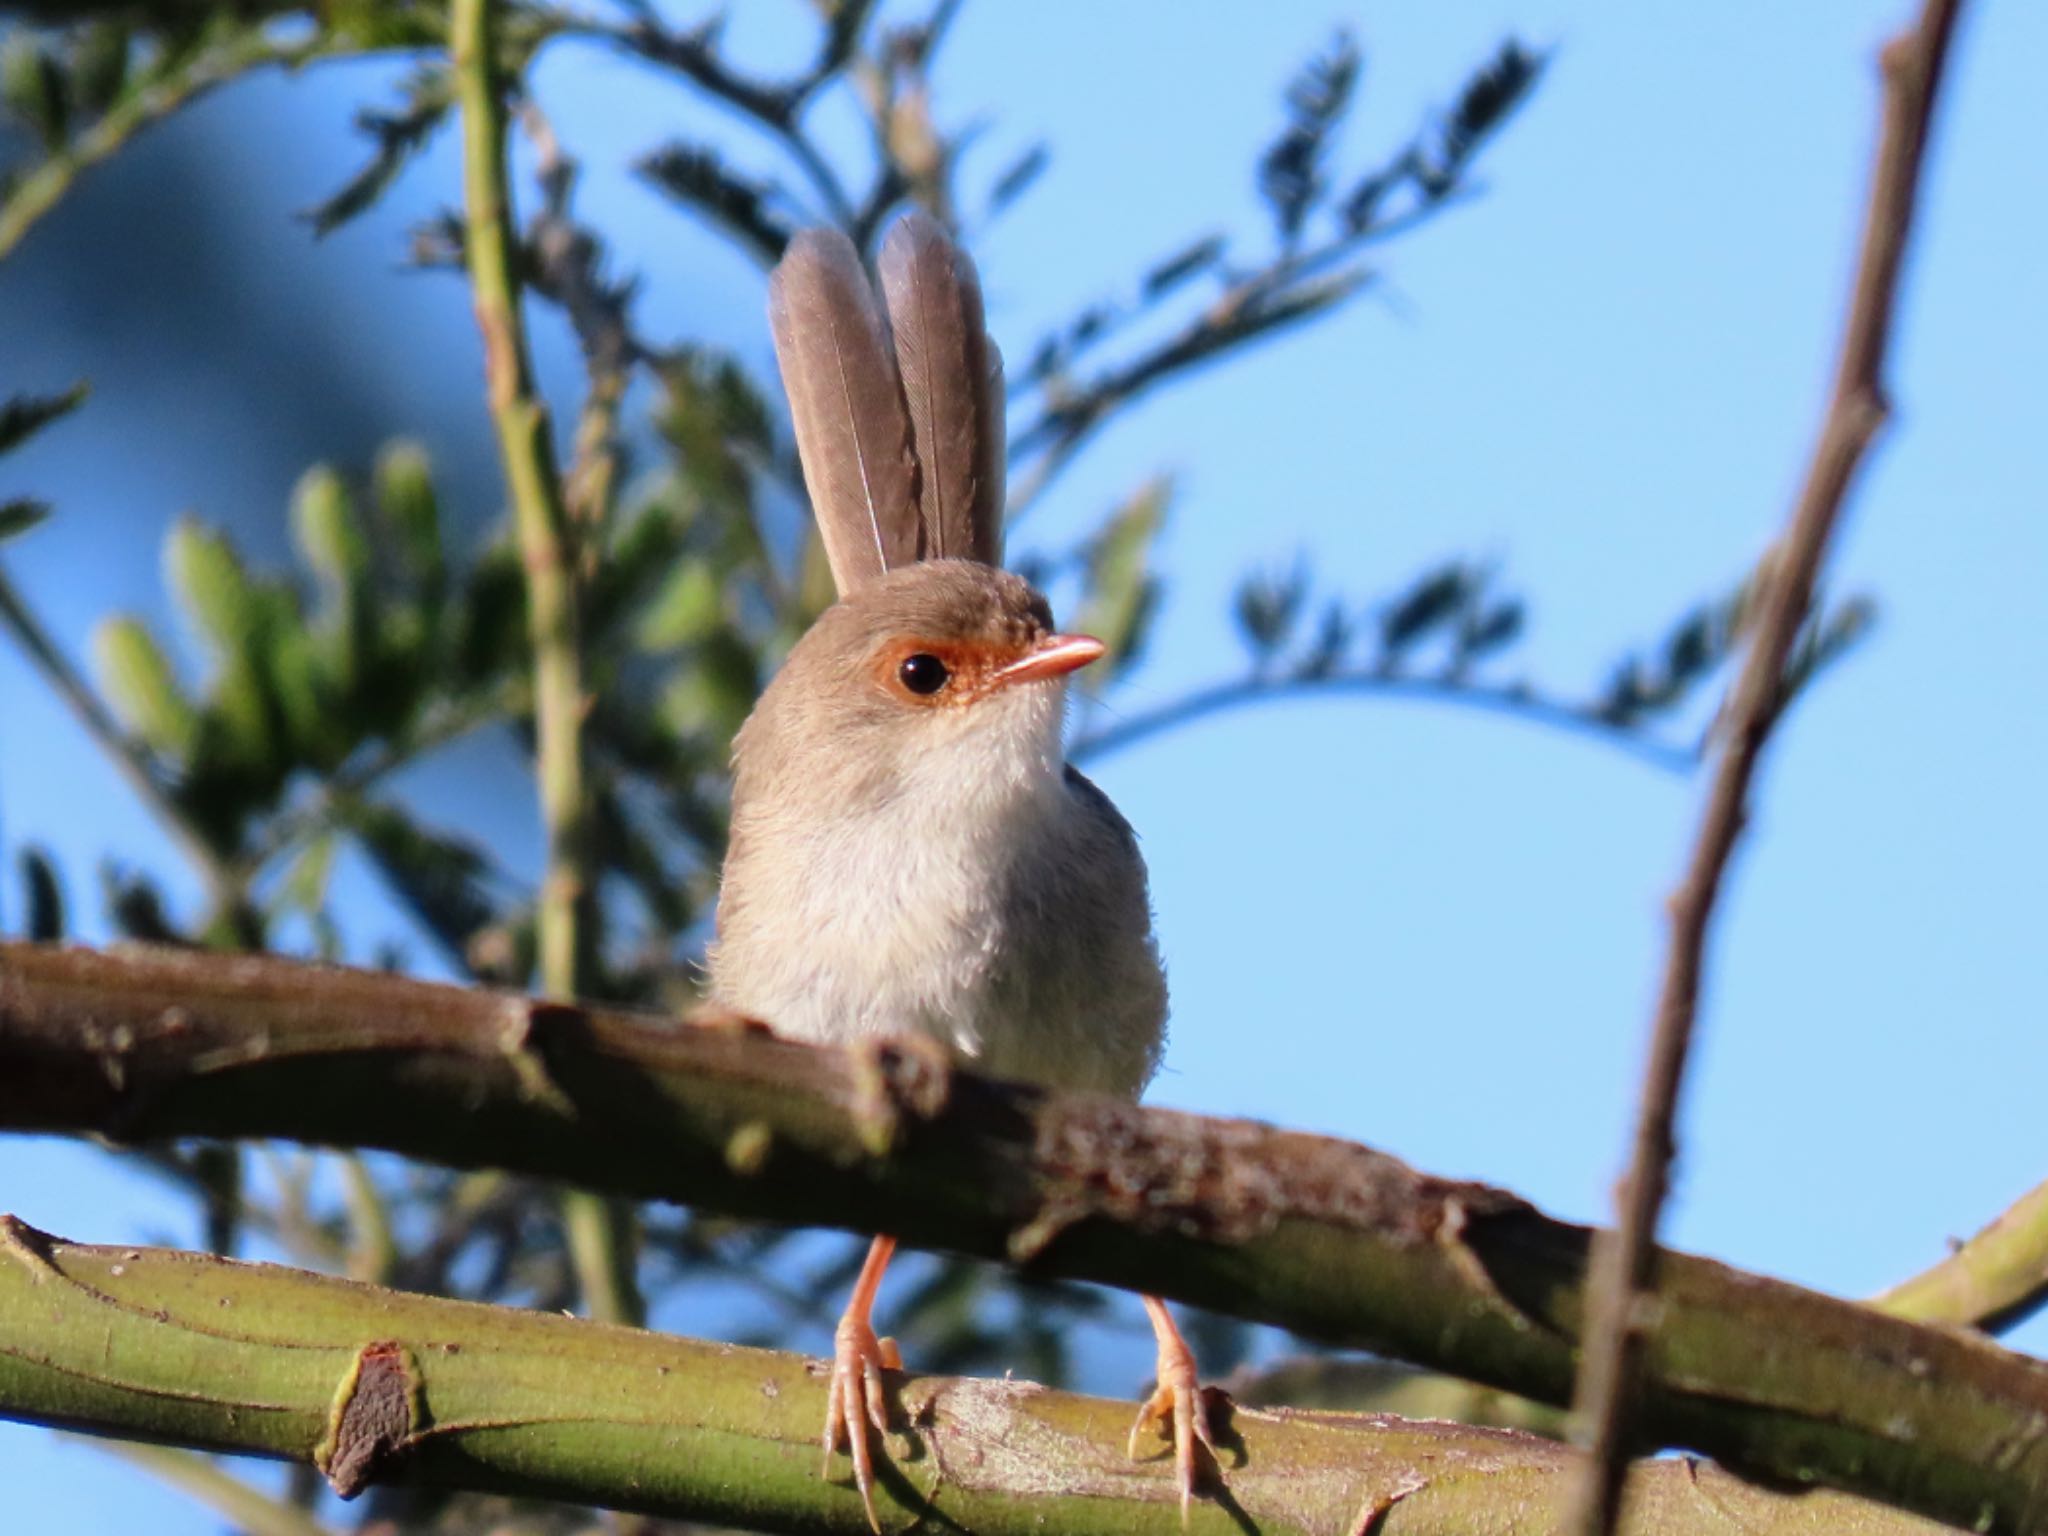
[897,653,950,695]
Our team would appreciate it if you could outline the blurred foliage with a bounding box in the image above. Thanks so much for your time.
[0,3,1876,1533]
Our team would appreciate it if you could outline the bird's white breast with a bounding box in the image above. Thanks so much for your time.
[714,728,1066,1061]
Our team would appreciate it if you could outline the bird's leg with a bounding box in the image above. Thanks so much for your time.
[1128,1294,1220,1523]
[824,1233,902,1533]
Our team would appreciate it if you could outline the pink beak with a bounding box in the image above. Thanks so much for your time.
[991,633,1107,688]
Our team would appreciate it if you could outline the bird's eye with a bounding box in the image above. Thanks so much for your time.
[897,653,950,695]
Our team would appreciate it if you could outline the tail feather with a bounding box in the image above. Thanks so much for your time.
[879,212,1005,567]
[768,228,919,594]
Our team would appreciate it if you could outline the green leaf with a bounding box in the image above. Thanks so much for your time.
[0,382,88,455]
[19,847,64,941]
[69,21,130,116]
[1442,39,1545,172]
[655,348,772,514]
[277,832,337,917]
[268,618,348,768]
[92,614,199,759]
[291,465,372,712]
[375,440,443,593]
[1379,563,1474,658]
[1074,477,1169,690]
[1234,561,1308,661]
[659,626,759,745]
[164,516,260,661]
[1457,598,1525,665]
[348,801,500,958]
[303,65,452,237]
[0,499,50,544]
[1258,31,1360,245]
[455,543,528,687]
[638,558,724,651]
[637,142,791,263]
[1,37,69,152]
[291,465,369,590]
[99,863,180,945]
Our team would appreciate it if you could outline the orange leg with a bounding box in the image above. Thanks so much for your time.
[1128,1294,1220,1524]
[823,1234,902,1533]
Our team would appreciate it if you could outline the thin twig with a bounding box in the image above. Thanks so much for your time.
[1008,268,1370,520]
[451,0,639,1327]
[1565,5,1968,1532]
[0,31,336,262]
[596,8,862,228]
[1071,671,1696,773]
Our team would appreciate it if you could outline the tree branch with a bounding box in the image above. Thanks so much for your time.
[1,943,2045,1532]
[0,29,332,262]
[1070,670,1696,773]
[1566,4,1969,1531]
[1876,1179,2048,1336]
[0,1217,1952,1536]
[452,0,635,1326]
[599,7,861,229]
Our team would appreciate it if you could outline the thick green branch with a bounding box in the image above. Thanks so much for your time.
[1,943,2045,1531]
[0,1218,1947,1536]
[1877,1179,2048,1335]
[452,0,632,1325]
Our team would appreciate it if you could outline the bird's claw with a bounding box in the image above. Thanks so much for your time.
[823,1311,902,1533]
[1128,1325,1220,1526]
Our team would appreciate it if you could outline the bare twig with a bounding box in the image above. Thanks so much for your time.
[1009,269,1370,519]
[1565,5,1969,1532]
[602,7,862,228]
[1875,1178,2048,1336]
[1071,670,1696,773]
[452,0,637,1327]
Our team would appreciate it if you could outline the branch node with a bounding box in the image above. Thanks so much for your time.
[725,1119,775,1176]
[849,1035,954,1157]
[1349,1470,1430,1535]
[0,1214,60,1282]
[318,1339,426,1499]
[499,1000,581,1117]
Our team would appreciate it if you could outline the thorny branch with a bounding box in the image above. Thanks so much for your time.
[1565,5,1970,1534]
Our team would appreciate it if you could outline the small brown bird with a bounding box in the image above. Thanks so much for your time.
[709,213,1215,1529]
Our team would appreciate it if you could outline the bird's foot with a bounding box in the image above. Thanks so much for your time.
[685,1003,775,1034]
[823,1306,903,1533]
[1129,1296,1222,1525]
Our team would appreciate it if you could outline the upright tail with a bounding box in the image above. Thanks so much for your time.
[767,214,1004,598]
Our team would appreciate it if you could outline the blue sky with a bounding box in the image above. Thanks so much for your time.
[3,1,2044,1528]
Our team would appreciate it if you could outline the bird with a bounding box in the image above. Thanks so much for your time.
[706,211,1217,1530]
